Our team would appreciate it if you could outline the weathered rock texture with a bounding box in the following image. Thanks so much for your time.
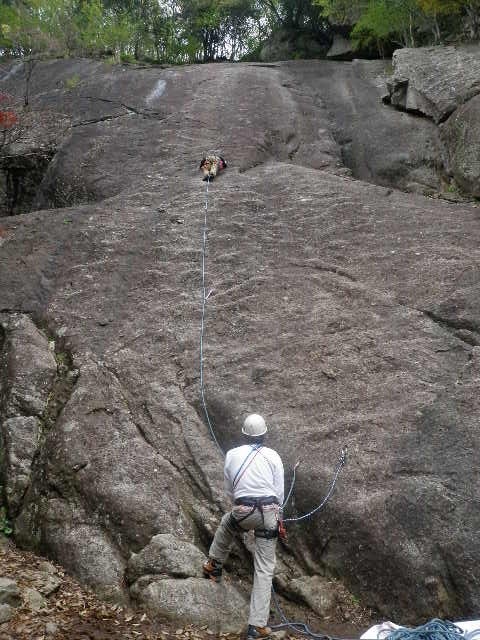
[385,45,480,196]
[0,315,57,515]
[286,59,444,194]
[0,57,480,630]
[441,94,480,197]
[386,45,480,123]
[326,35,354,60]
[0,109,68,216]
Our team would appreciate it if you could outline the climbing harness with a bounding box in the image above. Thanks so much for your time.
[232,444,263,490]
[199,176,348,639]
[228,495,280,538]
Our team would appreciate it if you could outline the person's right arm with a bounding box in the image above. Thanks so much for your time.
[273,453,285,506]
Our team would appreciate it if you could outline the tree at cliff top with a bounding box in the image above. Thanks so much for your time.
[177,0,260,62]
[259,0,328,32]
[316,0,480,55]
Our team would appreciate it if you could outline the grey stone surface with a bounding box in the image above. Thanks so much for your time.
[0,603,14,624]
[45,621,59,635]
[287,576,338,617]
[387,45,480,122]
[2,416,41,514]
[131,576,249,633]
[0,314,57,418]
[441,93,480,196]
[127,534,205,583]
[0,578,21,608]
[0,57,480,626]
[284,59,444,194]
[327,34,353,60]
[23,587,47,611]
[0,314,57,515]
[259,29,329,62]
[0,536,11,552]
[35,572,62,597]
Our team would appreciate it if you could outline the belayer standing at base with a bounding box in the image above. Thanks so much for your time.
[203,414,285,640]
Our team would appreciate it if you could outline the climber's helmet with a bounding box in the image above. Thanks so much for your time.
[242,413,267,437]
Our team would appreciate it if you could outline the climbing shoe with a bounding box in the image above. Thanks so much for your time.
[246,625,272,639]
[202,557,222,582]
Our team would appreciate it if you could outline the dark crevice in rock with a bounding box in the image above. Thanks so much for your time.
[0,323,9,527]
[71,112,132,127]
[0,315,78,526]
[421,309,480,345]
[0,151,55,217]
[101,363,159,451]
[80,96,170,121]
[40,346,79,436]
[292,261,357,282]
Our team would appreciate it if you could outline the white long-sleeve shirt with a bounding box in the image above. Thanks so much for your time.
[224,444,284,505]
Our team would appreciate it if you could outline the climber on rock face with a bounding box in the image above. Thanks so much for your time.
[203,414,284,640]
[199,154,227,181]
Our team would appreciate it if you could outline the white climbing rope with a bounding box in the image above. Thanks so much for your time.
[198,174,346,513]
[197,175,348,640]
[199,178,224,456]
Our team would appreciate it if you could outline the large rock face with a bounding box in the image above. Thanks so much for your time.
[441,94,480,197]
[386,45,480,123]
[385,45,480,196]
[0,57,480,629]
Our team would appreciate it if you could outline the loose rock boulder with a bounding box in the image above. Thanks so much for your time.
[0,578,21,608]
[0,603,15,624]
[386,45,480,122]
[131,576,249,633]
[127,534,206,583]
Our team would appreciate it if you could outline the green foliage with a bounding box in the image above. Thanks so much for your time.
[0,506,12,537]
[0,0,478,64]
[259,0,327,31]
[314,0,365,24]
[64,74,81,90]
[351,0,422,49]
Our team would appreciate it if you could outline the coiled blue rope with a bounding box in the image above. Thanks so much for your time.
[386,620,475,640]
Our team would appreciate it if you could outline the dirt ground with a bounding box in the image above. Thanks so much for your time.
[0,539,376,640]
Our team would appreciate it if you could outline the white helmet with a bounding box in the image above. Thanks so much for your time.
[242,413,267,437]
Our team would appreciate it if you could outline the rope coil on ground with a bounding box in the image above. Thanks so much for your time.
[385,620,480,640]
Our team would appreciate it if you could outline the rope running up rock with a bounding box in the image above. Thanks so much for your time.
[198,177,349,639]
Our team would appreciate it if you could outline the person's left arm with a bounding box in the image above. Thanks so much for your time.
[224,451,234,500]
